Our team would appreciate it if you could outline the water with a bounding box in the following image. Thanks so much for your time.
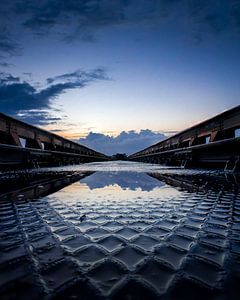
[0,161,240,300]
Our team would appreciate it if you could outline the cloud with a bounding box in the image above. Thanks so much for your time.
[46,68,108,84]
[1,0,240,62]
[0,68,108,125]
[0,29,21,57]
[0,62,13,68]
[78,129,167,155]
[20,1,240,38]
[16,110,62,126]
[185,0,237,42]
[20,0,128,31]
[49,128,64,133]
[80,172,165,191]
[0,25,22,66]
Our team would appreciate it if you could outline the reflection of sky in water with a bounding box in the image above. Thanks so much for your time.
[47,172,181,204]
[80,172,165,191]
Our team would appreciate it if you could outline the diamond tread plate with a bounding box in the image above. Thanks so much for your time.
[0,170,240,299]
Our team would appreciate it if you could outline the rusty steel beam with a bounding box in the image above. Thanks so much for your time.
[128,105,240,171]
[0,112,109,169]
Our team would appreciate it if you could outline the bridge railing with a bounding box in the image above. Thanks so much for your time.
[128,105,240,170]
[0,112,109,168]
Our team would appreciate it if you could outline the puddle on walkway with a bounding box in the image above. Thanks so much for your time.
[0,161,240,300]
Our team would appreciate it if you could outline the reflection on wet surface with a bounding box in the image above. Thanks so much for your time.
[0,161,240,300]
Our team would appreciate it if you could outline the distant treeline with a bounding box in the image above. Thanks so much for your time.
[112,153,128,160]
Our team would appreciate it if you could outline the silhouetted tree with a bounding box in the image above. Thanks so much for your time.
[112,153,128,160]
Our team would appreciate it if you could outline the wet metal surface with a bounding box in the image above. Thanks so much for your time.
[0,161,240,300]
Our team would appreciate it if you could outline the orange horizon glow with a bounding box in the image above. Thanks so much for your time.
[39,108,227,141]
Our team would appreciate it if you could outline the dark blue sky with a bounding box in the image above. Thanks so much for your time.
[0,0,240,140]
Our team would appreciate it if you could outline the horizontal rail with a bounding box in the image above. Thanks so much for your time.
[0,112,109,168]
[130,137,240,159]
[129,105,240,171]
[129,105,240,160]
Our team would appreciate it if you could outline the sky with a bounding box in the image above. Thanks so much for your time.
[0,0,240,154]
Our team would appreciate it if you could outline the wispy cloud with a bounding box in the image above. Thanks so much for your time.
[0,68,108,125]
[16,110,62,126]
[185,0,240,42]
[0,29,21,56]
[17,0,240,41]
[0,62,13,68]
[0,25,22,66]
[79,129,167,155]
[46,68,108,84]
[1,0,240,63]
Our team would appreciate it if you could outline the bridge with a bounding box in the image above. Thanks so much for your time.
[0,112,109,169]
[1,106,240,171]
[129,105,240,171]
